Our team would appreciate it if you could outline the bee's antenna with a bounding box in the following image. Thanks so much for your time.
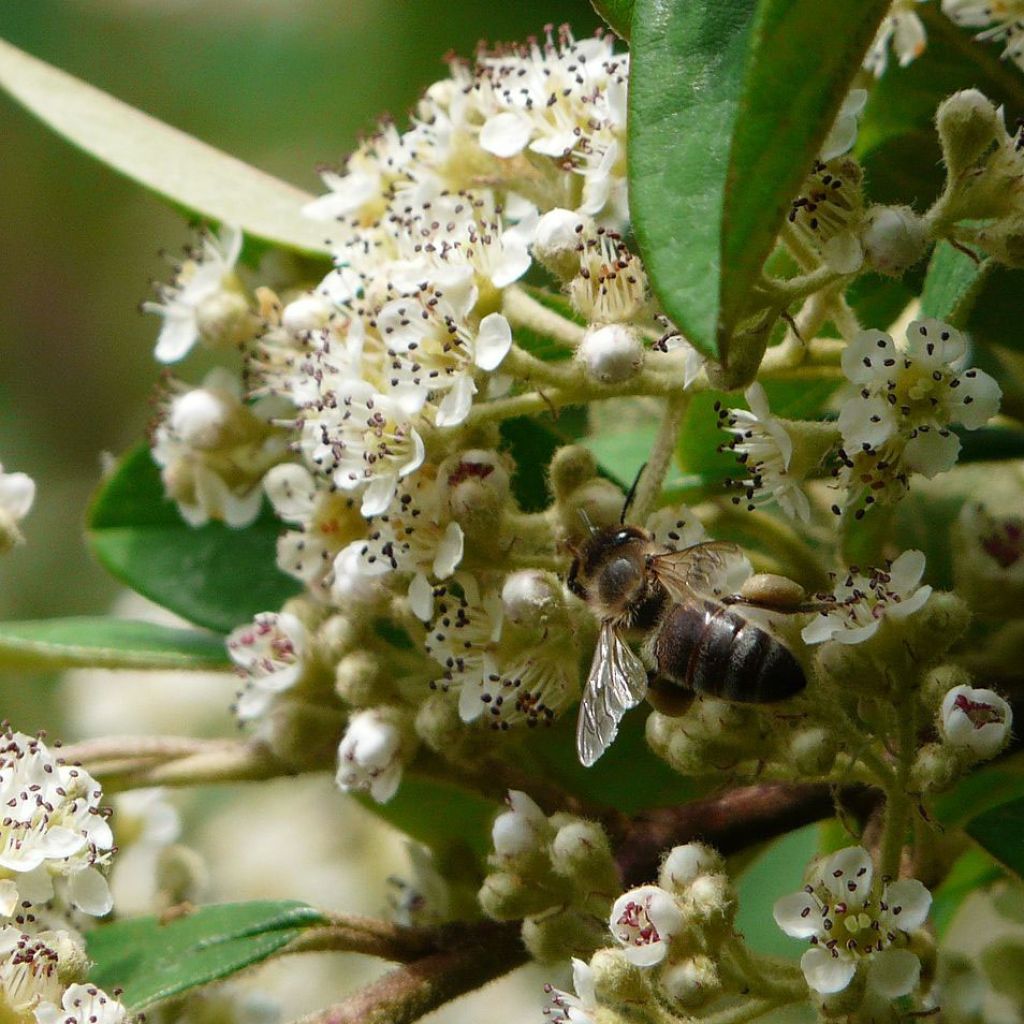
[578,507,598,536]
[621,462,648,523]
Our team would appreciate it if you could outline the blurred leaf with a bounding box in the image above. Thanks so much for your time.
[87,446,300,634]
[520,711,694,814]
[859,7,1024,208]
[0,617,228,671]
[958,427,1024,462]
[967,794,1024,879]
[845,274,915,333]
[592,0,634,38]
[919,243,989,325]
[963,264,1024,355]
[87,901,325,1011]
[360,774,497,860]
[630,0,886,361]
[931,847,1002,937]
[734,823,819,958]
[0,37,329,255]
[512,287,578,362]
[935,754,1024,827]
[981,937,1024,1001]
[501,410,586,512]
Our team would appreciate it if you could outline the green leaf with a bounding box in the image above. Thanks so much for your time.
[0,618,228,671]
[591,0,634,39]
[0,37,330,255]
[501,410,586,513]
[931,848,1003,937]
[630,0,887,361]
[87,901,325,1010]
[967,795,1024,879]
[936,755,1024,827]
[919,242,989,325]
[87,446,300,634]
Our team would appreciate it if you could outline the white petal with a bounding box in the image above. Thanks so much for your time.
[842,330,897,385]
[0,472,35,520]
[801,613,842,645]
[893,12,926,66]
[867,949,921,997]
[433,522,464,579]
[801,947,857,994]
[361,475,398,517]
[903,428,961,478]
[883,879,932,931]
[0,879,18,916]
[952,369,1002,429]
[369,765,402,804]
[154,313,200,363]
[773,891,823,939]
[459,675,484,722]
[436,374,476,428]
[263,463,317,522]
[838,394,897,450]
[475,314,513,371]
[408,572,434,621]
[906,318,966,366]
[834,620,881,645]
[479,112,533,158]
[70,866,114,916]
[16,866,53,903]
[401,429,426,478]
[823,846,874,903]
[823,233,864,274]
[885,583,931,621]
[888,549,926,592]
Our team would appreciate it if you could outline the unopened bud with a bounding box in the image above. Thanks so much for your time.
[51,933,91,985]
[976,217,1024,267]
[910,741,960,792]
[658,843,724,894]
[196,288,256,350]
[156,843,209,906]
[438,449,510,542]
[589,947,648,1004]
[659,955,721,1009]
[169,387,240,449]
[534,208,588,280]
[492,790,552,866]
[936,89,1001,179]
[282,293,333,334]
[478,870,555,920]
[335,650,389,706]
[549,445,598,501]
[267,699,346,770]
[680,873,736,935]
[557,478,626,543]
[550,820,617,889]
[861,205,928,276]
[789,726,837,775]
[522,908,606,964]
[414,693,468,754]
[578,324,644,384]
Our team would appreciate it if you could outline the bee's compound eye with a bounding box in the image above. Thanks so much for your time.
[600,555,642,604]
[613,529,633,545]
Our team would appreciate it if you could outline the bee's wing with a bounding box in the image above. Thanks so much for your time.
[576,622,648,767]
[648,541,744,604]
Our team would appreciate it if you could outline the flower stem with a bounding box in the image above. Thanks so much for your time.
[502,284,584,348]
[630,393,689,522]
[879,690,917,879]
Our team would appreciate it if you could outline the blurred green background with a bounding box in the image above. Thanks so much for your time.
[0,0,601,731]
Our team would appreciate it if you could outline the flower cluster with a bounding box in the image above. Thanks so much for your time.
[943,0,1024,68]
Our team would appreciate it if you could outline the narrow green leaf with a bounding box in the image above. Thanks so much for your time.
[591,0,634,39]
[967,795,1024,879]
[0,37,330,255]
[630,0,887,362]
[629,0,755,360]
[87,901,325,1010]
[0,618,228,672]
[87,446,300,634]
[919,242,989,325]
[720,0,890,346]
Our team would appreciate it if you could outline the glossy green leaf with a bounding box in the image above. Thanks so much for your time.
[591,0,634,39]
[0,37,329,255]
[87,446,300,634]
[967,795,1024,879]
[0,618,228,671]
[919,242,989,325]
[87,901,325,1010]
[630,0,887,361]
[936,755,1024,828]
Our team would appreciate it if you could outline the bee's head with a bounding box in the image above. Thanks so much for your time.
[567,524,651,613]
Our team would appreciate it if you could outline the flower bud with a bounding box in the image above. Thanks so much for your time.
[658,843,723,894]
[903,592,970,657]
[550,820,618,889]
[589,947,649,1004]
[316,613,357,662]
[533,208,588,280]
[282,293,333,334]
[910,741,960,792]
[50,932,92,985]
[659,955,721,1009]
[940,685,1012,761]
[501,570,563,627]
[414,693,472,754]
[789,726,838,775]
[267,699,346,770]
[980,938,1024,1002]
[680,873,736,936]
[921,663,972,710]
[975,217,1024,267]
[0,465,34,555]
[578,324,644,384]
[196,288,256,350]
[335,707,413,804]
[522,908,608,964]
[168,387,241,450]
[935,89,1001,179]
[155,843,209,907]
[557,478,626,543]
[437,450,511,553]
[478,870,556,920]
[334,650,389,707]
[860,205,929,276]
[953,502,1024,617]
[491,790,552,866]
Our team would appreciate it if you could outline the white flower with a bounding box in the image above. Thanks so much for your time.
[335,710,406,804]
[773,846,931,996]
[143,225,245,363]
[544,958,598,1024]
[821,89,868,162]
[0,926,63,1020]
[836,319,1001,513]
[719,383,812,523]
[941,685,1013,759]
[0,464,35,553]
[943,0,1024,68]
[378,268,512,427]
[35,984,130,1024]
[802,550,932,645]
[569,232,647,324]
[263,463,366,599]
[226,612,309,722]
[609,884,684,967]
[787,159,864,273]
[338,474,464,620]
[865,1,928,77]
[0,729,114,917]
[298,379,425,517]
[151,370,288,528]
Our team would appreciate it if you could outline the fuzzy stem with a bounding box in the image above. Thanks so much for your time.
[502,284,585,348]
[281,917,440,963]
[721,938,807,1000]
[697,997,793,1024]
[879,690,917,879]
[630,393,689,522]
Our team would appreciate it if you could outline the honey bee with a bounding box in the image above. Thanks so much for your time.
[566,524,808,766]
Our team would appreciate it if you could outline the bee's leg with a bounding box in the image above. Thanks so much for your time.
[645,671,694,717]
